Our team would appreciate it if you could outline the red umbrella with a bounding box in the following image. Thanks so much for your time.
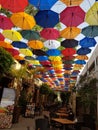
[61,48,76,56]
[62,56,75,60]
[0,15,13,29]
[5,48,19,56]
[0,33,5,40]
[40,28,60,40]
[0,0,28,13]
[60,6,85,26]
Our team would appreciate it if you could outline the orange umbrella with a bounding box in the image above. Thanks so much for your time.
[75,55,88,60]
[28,40,44,49]
[14,55,24,60]
[60,27,81,39]
[0,41,13,48]
[60,0,83,6]
[10,12,36,30]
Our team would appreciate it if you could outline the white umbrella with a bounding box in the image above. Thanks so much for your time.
[44,40,60,49]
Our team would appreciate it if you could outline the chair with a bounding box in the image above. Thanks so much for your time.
[35,118,49,130]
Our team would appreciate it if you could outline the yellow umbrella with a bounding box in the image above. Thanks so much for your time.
[60,0,83,6]
[60,27,81,39]
[19,48,33,56]
[2,30,22,41]
[74,64,83,67]
[10,12,36,30]
[51,61,62,65]
[0,41,13,48]
[75,55,88,60]
[29,60,40,65]
[85,2,98,25]
[28,40,44,49]
[49,56,62,61]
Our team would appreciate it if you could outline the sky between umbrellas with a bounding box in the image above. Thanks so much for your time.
[0,0,97,91]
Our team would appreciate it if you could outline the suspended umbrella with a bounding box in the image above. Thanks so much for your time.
[32,49,48,56]
[49,56,62,61]
[25,56,35,60]
[85,2,98,25]
[2,30,22,41]
[63,60,74,64]
[64,64,73,68]
[62,48,76,56]
[28,40,44,49]
[5,48,19,56]
[74,60,86,64]
[75,55,88,60]
[35,10,59,28]
[20,30,40,40]
[46,49,61,56]
[60,0,83,6]
[62,56,75,60]
[82,26,98,37]
[77,47,91,55]
[79,37,96,47]
[19,48,33,56]
[0,41,13,48]
[61,39,78,48]
[0,15,14,29]
[36,56,48,61]
[74,64,83,68]
[64,67,72,70]
[28,0,57,10]
[14,55,24,60]
[0,33,5,40]
[40,61,51,66]
[44,40,60,49]
[51,61,62,66]
[10,12,36,30]
[12,41,28,48]
[60,27,81,39]
[40,28,60,40]
[60,6,85,26]
[0,0,28,13]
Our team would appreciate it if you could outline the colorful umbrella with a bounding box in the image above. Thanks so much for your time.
[0,33,5,40]
[60,6,85,26]
[36,56,48,61]
[28,0,57,10]
[10,12,36,30]
[40,28,60,40]
[46,49,61,56]
[5,48,19,56]
[82,26,98,37]
[62,48,76,56]
[49,56,62,61]
[2,30,22,41]
[35,10,59,28]
[61,39,78,48]
[77,47,91,55]
[63,60,74,64]
[14,55,24,60]
[62,56,75,60]
[0,41,13,48]
[12,41,28,49]
[25,56,35,60]
[60,0,83,6]
[0,15,13,29]
[85,2,98,25]
[60,27,81,39]
[44,40,60,49]
[20,30,40,40]
[33,49,48,56]
[19,49,33,56]
[28,40,44,49]
[75,55,88,60]
[75,60,86,64]
[79,37,96,47]
[0,0,28,13]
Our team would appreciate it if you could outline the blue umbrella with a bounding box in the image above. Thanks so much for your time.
[77,47,91,55]
[35,10,59,28]
[79,37,96,47]
[36,56,48,61]
[75,60,86,65]
[28,0,57,10]
[12,41,28,48]
[46,49,61,56]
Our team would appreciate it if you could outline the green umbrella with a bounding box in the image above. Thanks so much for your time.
[20,30,40,40]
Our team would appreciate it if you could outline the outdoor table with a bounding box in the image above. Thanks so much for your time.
[52,118,76,130]
[55,112,68,118]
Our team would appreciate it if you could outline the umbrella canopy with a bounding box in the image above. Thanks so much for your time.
[77,47,91,55]
[28,0,57,10]
[28,40,44,49]
[10,12,36,30]
[60,0,83,6]
[0,33,5,40]
[0,15,14,29]
[76,55,88,60]
[35,10,59,28]
[62,48,76,56]
[33,49,48,56]
[79,37,96,47]
[75,60,86,64]
[0,41,13,48]
[20,30,40,40]
[82,26,98,37]
[40,28,60,40]
[0,0,28,13]
[60,27,81,39]
[19,49,33,56]
[46,49,61,56]
[62,56,75,60]
[85,2,98,25]
[36,56,48,61]
[14,55,24,61]
[5,48,19,56]
[2,30,22,41]
[61,39,78,48]
[60,6,85,26]
[49,56,62,61]
[44,40,60,49]
[12,41,28,48]
[63,60,74,64]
